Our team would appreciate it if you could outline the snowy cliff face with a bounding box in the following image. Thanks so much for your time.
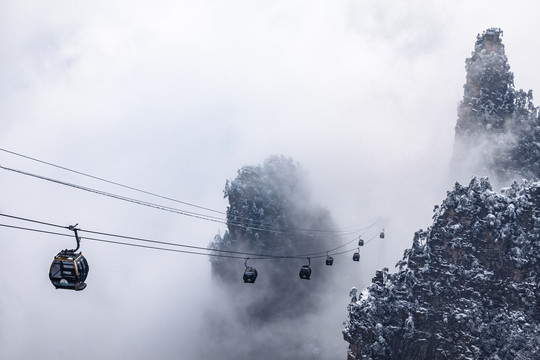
[453,28,540,184]
[343,177,540,359]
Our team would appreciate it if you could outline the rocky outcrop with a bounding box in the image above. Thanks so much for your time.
[343,178,540,359]
[452,28,540,183]
[455,28,514,137]
[209,155,338,322]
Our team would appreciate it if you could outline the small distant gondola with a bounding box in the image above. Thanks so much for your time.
[243,258,258,284]
[299,258,312,280]
[353,248,360,262]
[358,237,364,247]
[325,254,334,266]
[49,225,89,291]
[380,230,385,239]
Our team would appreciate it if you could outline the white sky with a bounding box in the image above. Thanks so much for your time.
[1,1,539,359]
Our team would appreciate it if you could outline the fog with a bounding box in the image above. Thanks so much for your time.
[1,1,539,359]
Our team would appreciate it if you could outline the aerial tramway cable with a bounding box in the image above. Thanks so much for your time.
[0,212,385,288]
[0,148,380,236]
[0,147,225,215]
[0,148,388,286]
[0,212,380,260]
[0,164,376,238]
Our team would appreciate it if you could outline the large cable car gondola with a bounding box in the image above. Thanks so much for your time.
[243,258,258,284]
[49,225,89,291]
[299,258,312,280]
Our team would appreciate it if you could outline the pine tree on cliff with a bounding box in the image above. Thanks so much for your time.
[508,89,540,178]
[452,28,540,183]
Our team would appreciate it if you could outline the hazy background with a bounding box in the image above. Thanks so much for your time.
[1,1,539,359]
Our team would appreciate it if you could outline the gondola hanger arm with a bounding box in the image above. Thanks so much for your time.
[67,223,81,252]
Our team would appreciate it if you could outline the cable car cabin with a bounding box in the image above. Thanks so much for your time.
[380,231,385,239]
[49,250,89,291]
[358,239,364,246]
[353,252,360,262]
[299,265,312,280]
[243,266,258,284]
[326,256,334,266]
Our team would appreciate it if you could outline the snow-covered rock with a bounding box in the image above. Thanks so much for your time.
[343,177,540,359]
[452,28,540,184]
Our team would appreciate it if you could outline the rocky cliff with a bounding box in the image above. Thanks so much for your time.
[344,178,540,359]
[453,28,540,184]
[344,28,540,359]
[209,155,337,322]
[203,155,340,360]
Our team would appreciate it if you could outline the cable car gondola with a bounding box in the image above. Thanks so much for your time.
[380,230,385,239]
[353,248,360,262]
[299,258,312,280]
[49,225,89,291]
[243,258,258,284]
[325,253,334,266]
[358,237,364,247]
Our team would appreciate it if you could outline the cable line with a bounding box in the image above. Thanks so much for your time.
[0,223,73,238]
[0,164,379,238]
[0,213,70,230]
[0,147,225,215]
[0,147,377,235]
[1,210,383,290]
[0,165,229,223]
[80,228,293,259]
[0,213,275,258]
[0,210,386,289]
[0,222,246,259]
[292,220,382,257]
[0,212,383,261]
[0,222,361,261]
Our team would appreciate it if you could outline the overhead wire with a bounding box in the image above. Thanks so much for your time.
[0,148,377,236]
[0,222,246,259]
[82,223,383,260]
[0,213,275,259]
[325,223,381,253]
[0,164,380,238]
[0,147,225,215]
[0,221,359,261]
[0,212,383,261]
[0,165,228,224]
[0,149,390,287]
[0,213,69,230]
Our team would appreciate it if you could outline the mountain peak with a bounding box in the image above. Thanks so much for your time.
[452,28,539,184]
[474,27,504,55]
[344,29,540,359]
[456,27,514,138]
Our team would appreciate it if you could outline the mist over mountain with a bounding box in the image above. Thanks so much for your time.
[453,28,540,185]
[344,28,540,359]
[203,155,342,359]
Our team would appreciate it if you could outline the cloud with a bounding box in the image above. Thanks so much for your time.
[1,1,540,358]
